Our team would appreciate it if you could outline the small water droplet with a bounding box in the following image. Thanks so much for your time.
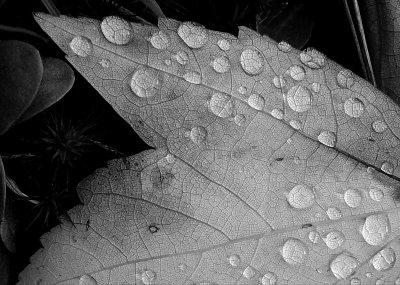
[344,189,362,208]
[79,275,97,285]
[366,272,373,278]
[330,253,358,280]
[381,161,394,175]
[217,38,231,51]
[228,254,241,267]
[273,76,286,88]
[367,166,375,174]
[183,71,202,84]
[311,82,321,93]
[308,231,320,244]
[212,56,230,73]
[350,278,361,285]
[238,86,247,95]
[289,120,302,130]
[286,85,313,112]
[247,93,265,110]
[372,120,388,133]
[101,16,132,45]
[369,188,384,202]
[282,239,308,265]
[288,65,306,81]
[261,272,277,285]
[270,108,284,119]
[165,154,176,163]
[240,48,264,75]
[175,51,189,65]
[234,114,246,126]
[277,41,292,52]
[323,231,345,249]
[337,69,355,88]
[344,98,365,118]
[395,277,400,285]
[99,58,111,68]
[190,126,207,144]
[130,67,160,98]
[326,207,342,220]
[178,263,187,271]
[375,278,384,285]
[372,247,396,271]
[142,269,156,285]
[70,36,93,57]
[209,93,234,118]
[299,48,326,69]
[243,266,256,279]
[318,131,337,148]
[177,22,208,49]
[164,59,172,66]
[150,30,170,49]
[361,214,390,245]
[293,156,301,165]
[287,184,315,209]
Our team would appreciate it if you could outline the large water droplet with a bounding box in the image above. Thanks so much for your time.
[287,184,315,209]
[177,22,208,49]
[234,114,246,126]
[323,231,345,249]
[243,266,256,279]
[286,85,313,112]
[372,247,396,271]
[299,48,326,69]
[277,41,292,52]
[228,254,241,267]
[330,253,358,280]
[150,30,170,50]
[326,207,342,220]
[344,98,365,118]
[184,71,202,84]
[247,93,265,110]
[190,126,207,144]
[130,67,160,98]
[337,69,355,88]
[372,120,388,133]
[350,278,361,285]
[361,214,390,246]
[217,39,231,51]
[240,48,264,75]
[212,56,230,73]
[288,65,306,81]
[308,231,320,244]
[270,109,284,120]
[210,93,234,118]
[344,189,362,208]
[318,131,337,148]
[282,239,308,265]
[381,161,394,175]
[175,51,189,65]
[142,269,156,285]
[101,16,132,45]
[369,188,384,202]
[273,76,286,88]
[261,272,277,285]
[70,36,93,57]
[289,120,302,130]
[79,275,97,285]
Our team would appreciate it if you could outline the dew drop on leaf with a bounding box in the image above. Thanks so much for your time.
[337,69,355,88]
[150,30,170,50]
[217,38,230,51]
[240,48,264,75]
[100,16,132,45]
[177,22,208,49]
[282,239,308,265]
[323,231,345,249]
[70,36,93,57]
[344,189,362,208]
[130,67,160,97]
[142,269,156,285]
[372,247,396,271]
[238,86,247,95]
[270,108,283,119]
[175,51,189,65]
[375,278,384,285]
[361,214,390,245]
[190,126,207,144]
[209,93,234,118]
[369,188,384,202]
[326,207,342,220]
[273,75,286,88]
[183,71,202,84]
[311,82,321,93]
[277,41,292,52]
[178,263,187,271]
[234,114,246,126]
[228,254,241,267]
[286,85,313,112]
[381,161,394,175]
[308,231,320,244]
[212,56,230,73]
[164,59,171,66]
[261,272,277,285]
[350,278,361,285]
[318,131,337,148]
[247,93,265,110]
[395,277,400,285]
[79,275,97,285]
[372,120,388,133]
[287,184,315,209]
[330,253,358,279]
[299,48,326,69]
[289,120,302,130]
[288,65,306,81]
[344,98,365,118]
[165,154,176,164]
[243,266,256,279]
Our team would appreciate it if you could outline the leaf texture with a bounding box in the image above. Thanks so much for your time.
[18,13,400,284]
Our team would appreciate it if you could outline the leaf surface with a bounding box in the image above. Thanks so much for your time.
[18,13,400,284]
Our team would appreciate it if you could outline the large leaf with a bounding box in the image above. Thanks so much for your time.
[19,13,400,284]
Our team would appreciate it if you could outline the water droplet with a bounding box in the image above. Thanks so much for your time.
[178,263,187,271]
[238,86,247,95]
[372,120,388,133]
[289,120,302,130]
[270,108,284,119]
[288,65,306,81]
[330,253,358,280]
[277,41,292,52]
[130,67,160,98]
[361,214,390,245]
[337,69,355,88]
[350,278,361,285]
[79,275,97,285]
[318,131,337,148]
[165,154,176,163]
[261,272,277,285]
[212,56,230,73]
[70,36,93,57]
[381,161,394,175]
[372,247,396,271]
[344,98,365,118]
[217,39,231,51]
[323,231,345,249]
[299,48,326,69]
[369,188,384,202]
[234,114,246,126]
[175,51,189,65]
[293,156,301,165]
[240,48,264,75]
[99,58,111,68]
[395,277,400,285]
[101,16,132,45]
[282,239,308,265]
[273,76,286,88]
[142,269,156,285]
[210,93,234,118]
[326,207,342,220]
[177,22,208,49]
[164,59,172,66]
[366,272,373,278]
[228,254,241,267]
[376,278,384,285]
[286,85,313,112]
[190,126,207,144]
[308,231,320,244]
[247,93,265,110]
[344,189,362,208]
[243,266,256,279]
[287,184,315,209]
[183,71,201,84]
[150,30,170,49]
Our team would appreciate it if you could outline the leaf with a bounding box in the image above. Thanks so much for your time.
[137,0,166,18]
[19,13,400,284]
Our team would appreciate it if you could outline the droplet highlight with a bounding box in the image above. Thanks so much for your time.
[79,275,97,285]
[337,69,355,88]
[190,126,207,144]
[288,65,306,81]
[344,189,362,208]
[238,86,247,95]
[350,278,361,285]
[318,131,337,148]
[212,56,230,73]
[101,16,132,45]
[99,58,111,68]
[240,48,264,75]
[130,67,160,98]
[150,30,170,50]
[369,188,384,202]
[261,272,277,285]
[287,184,315,209]
[247,93,265,110]
[217,39,231,51]
[177,22,208,49]
[372,247,396,271]
[323,231,345,249]
[210,93,234,118]
[326,207,342,220]
[282,239,308,265]
[381,161,394,175]
[289,120,302,130]
[299,48,326,69]
[361,214,390,246]
[273,76,286,88]
[175,51,189,65]
[70,36,93,57]
[270,109,284,120]
[228,254,241,267]
[243,266,256,279]
[330,253,358,280]
[277,41,292,53]
[286,85,313,112]
[183,71,201,84]
[308,231,320,244]
[344,98,365,118]
[372,120,388,133]
[311,82,321,93]
[142,269,156,285]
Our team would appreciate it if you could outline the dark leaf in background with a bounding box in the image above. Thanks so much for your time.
[16,57,75,124]
[0,238,10,285]
[137,0,166,17]
[0,40,43,135]
[0,157,5,225]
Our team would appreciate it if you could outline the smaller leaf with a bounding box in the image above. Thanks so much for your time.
[16,57,74,124]
[138,0,166,18]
